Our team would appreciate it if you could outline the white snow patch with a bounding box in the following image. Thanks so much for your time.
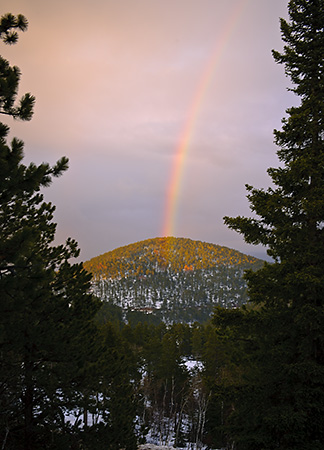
[139,445,176,450]
[183,359,204,372]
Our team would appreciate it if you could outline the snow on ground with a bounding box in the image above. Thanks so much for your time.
[139,445,177,450]
[183,359,204,372]
[139,445,224,450]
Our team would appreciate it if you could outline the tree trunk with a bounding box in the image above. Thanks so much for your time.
[24,359,34,450]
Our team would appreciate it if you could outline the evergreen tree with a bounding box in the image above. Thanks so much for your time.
[0,14,100,449]
[222,1,324,448]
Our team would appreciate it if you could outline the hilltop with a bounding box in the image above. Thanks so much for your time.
[84,237,262,279]
[83,237,264,324]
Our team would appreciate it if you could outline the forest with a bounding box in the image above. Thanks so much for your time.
[86,237,264,324]
[1,1,324,449]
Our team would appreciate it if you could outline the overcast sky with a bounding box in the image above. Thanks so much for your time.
[2,0,292,262]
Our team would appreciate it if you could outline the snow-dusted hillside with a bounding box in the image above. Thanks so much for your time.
[91,266,250,323]
[85,237,264,323]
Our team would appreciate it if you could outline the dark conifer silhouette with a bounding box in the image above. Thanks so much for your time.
[220,1,324,448]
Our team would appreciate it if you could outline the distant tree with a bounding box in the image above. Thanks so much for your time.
[0,14,101,449]
[221,0,324,448]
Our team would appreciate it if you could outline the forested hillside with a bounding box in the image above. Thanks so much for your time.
[84,237,263,323]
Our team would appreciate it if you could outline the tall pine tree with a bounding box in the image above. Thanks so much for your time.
[221,1,324,448]
[0,14,101,450]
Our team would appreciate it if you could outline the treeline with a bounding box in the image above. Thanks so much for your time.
[93,314,249,449]
[102,312,263,449]
[35,309,262,450]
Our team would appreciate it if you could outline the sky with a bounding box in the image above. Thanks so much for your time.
[2,0,292,262]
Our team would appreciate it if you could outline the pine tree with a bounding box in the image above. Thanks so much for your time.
[0,14,100,449]
[222,1,324,448]
[0,13,34,120]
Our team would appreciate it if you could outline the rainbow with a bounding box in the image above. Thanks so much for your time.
[162,0,249,238]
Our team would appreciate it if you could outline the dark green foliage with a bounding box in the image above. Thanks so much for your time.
[0,14,34,120]
[220,1,324,448]
[126,309,162,327]
[95,302,124,327]
[0,13,28,45]
[80,323,139,450]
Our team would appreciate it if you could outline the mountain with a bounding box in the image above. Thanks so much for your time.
[83,237,264,324]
